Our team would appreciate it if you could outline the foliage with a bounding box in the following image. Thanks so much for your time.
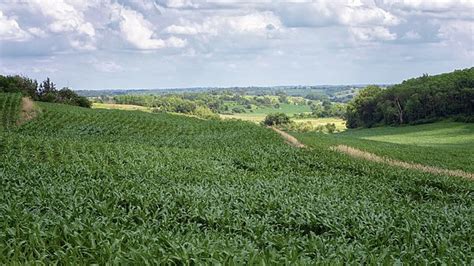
[0,93,22,130]
[310,101,346,118]
[345,85,383,128]
[346,68,474,128]
[0,75,91,108]
[0,99,472,263]
[262,113,291,126]
[325,123,336,133]
[281,121,339,133]
[192,106,220,119]
[0,75,38,98]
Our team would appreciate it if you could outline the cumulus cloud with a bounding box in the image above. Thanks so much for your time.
[277,1,399,27]
[403,30,421,40]
[350,26,397,41]
[156,0,199,9]
[0,10,31,41]
[0,0,472,88]
[437,20,474,56]
[92,60,124,73]
[108,3,186,49]
[275,0,399,42]
[164,12,281,36]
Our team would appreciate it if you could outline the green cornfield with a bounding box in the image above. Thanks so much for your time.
[0,93,472,264]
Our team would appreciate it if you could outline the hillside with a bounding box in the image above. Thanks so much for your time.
[295,121,474,173]
[0,93,473,263]
[346,68,474,128]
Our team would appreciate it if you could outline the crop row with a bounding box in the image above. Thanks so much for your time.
[0,93,21,130]
[0,99,473,264]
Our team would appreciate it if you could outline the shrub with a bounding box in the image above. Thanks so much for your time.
[325,123,337,133]
[0,75,91,108]
[193,106,220,120]
[232,107,246,113]
[262,113,291,126]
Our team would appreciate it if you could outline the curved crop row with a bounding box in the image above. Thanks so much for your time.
[0,93,22,130]
[0,101,472,264]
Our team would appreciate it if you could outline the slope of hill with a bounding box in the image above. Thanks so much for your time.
[295,121,474,173]
[346,68,474,128]
[0,94,473,263]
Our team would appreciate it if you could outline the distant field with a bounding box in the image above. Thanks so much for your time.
[295,121,474,172]
[246,103,311,115]
[222,103,311,120]
[93,102,151,112]
[221,113,346,131]
[221,103,312,122]
[293,117,346,131]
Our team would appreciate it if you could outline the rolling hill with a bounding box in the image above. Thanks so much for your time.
[0,93,473,264]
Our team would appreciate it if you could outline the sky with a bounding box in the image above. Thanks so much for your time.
[0,0,473,89]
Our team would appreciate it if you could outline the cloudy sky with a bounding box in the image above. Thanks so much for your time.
[0,0,473,89]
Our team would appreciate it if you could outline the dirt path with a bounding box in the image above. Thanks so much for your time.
[270,127,305,148]
[271,128,473,179]
[332,145,473,179]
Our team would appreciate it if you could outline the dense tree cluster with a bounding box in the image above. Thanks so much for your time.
[262,113,291,126]
[0,75,91,108]
[346,68,474,128]
[309,100,346,118]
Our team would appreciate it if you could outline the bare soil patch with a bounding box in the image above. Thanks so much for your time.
[17,97,39,125]
[270,127,305,148]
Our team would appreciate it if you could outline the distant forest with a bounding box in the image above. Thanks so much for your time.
[346,68,474,128]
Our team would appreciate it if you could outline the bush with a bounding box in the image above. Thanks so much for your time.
[0,75,91,108]
[262,113,291,126]
[232,107,246,113]
[452,115,474,123]
[193,106,220,120]
[325,123,336,133]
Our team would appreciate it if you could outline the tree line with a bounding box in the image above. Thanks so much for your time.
[0,75,91,108]
[346,68,474,128]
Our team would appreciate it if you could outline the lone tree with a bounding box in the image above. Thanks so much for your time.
[38,77,56,97]
[263,113,291,126]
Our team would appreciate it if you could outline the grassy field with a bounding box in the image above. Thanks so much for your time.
[293,117,346,131]
[221,103,311,122]
[93,102,151,112]
[1,93,473,263]
[295,121,474,173]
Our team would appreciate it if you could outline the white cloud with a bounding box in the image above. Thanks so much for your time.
[275,0,400,42]
[27,27,47,37]
[350,26,397,41]
[0,0,472,88]
[378,0,474,20]
[338,5,400,26]
[93,60,123,73]
[159,0,199,8]
[403,30,421,40]
[164,12,281,36]
[113,3,186,49]
[0,10,31,41]
[29,0,95,37]
[25,0,96,49]
[277,1,400,27]
[380,0,473,11]
[437,20,474,56]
